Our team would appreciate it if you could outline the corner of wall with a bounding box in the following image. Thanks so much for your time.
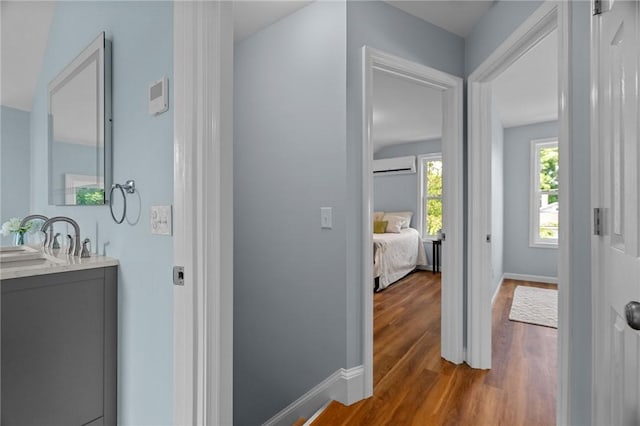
[262,366,365,426]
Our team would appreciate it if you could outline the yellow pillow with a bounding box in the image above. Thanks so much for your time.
[373,220,388,234]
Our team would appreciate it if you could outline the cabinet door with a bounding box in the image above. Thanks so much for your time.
[2,272,105,426]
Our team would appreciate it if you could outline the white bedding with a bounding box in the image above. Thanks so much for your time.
[373,228,427,290]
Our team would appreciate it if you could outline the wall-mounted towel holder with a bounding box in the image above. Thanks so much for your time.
[109,180,136,224]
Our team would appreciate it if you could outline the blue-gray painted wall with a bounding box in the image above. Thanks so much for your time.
[466,2,591,424]
[567,4,592,424]
[465,1,545,75]
[232,2,466,422]
[346,0,465,369]
[0,106,31,245]
[490,98,504,296]
[29,3,174,425]
[504,121,558,278]
[233,2,347,425]
[373,139,441,266]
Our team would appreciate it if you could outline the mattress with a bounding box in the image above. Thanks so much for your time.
[373,228,427,290]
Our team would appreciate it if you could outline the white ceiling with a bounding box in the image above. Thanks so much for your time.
[3,0,554,137]
[372,69,442,152]
[52,59,100,146]
[233,1,312,42]
[492,30,558,128]
[1,1,55,111]
[385,0,494,37]
[233,1,494,41]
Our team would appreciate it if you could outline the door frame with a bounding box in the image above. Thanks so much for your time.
[173,2,234,425]
[362,47,465,396]
[590,6,604,422]
[466,0,570,423]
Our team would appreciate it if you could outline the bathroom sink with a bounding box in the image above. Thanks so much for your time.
[0,246,64,267]
[0,246,30,253]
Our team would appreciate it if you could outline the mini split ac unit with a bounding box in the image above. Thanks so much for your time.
[372,156,416,176]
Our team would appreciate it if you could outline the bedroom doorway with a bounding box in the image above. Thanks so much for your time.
[361,47,464,396]
[466,1,569,421]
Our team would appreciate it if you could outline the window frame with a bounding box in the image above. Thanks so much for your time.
[529,138,559,248]
[417,153,443,241]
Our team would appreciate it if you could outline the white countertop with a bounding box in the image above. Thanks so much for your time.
[0,246,118,280]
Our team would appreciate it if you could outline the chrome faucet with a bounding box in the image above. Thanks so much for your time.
[40,216,82,257]
[19,214,53,242]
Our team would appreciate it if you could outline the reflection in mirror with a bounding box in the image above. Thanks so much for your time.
[48,32,111,205]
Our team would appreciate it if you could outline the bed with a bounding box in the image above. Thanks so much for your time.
[373,227,427,291]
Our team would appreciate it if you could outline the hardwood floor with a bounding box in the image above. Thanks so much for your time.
[312,272,557,426]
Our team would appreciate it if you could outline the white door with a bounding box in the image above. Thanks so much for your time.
[593,1,640,424]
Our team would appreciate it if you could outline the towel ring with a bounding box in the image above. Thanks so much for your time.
[109,180,136,224]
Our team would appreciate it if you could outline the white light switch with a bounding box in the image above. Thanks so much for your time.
[321,207,332,229]
[151,205,172,235]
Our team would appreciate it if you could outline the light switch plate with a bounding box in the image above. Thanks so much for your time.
[151,205,172,235]
[321,207,332,229]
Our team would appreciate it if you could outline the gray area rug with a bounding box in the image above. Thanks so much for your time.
[509,286,558,328]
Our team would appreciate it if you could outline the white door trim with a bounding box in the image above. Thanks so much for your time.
[362,47,465,396]
[590,5,603,423]
[173,2,233,425]
[466,1,570,424]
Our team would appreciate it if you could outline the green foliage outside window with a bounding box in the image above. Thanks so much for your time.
[538,145,559,239]
[425,160,443,236]
[76,187,105,205]
[539,146,559,204]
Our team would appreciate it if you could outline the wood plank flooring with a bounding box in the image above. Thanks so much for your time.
[312,272,557,426]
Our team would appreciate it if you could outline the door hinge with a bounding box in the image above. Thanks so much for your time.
[593,208,603,236]
[173,266,185,286]
[593,0,602,15]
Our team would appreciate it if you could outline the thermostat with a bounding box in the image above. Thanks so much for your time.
[149,77,169,115]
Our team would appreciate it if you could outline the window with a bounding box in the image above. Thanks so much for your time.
[530,139,559,247]
[64,173,105,205]
[418,154,443,239]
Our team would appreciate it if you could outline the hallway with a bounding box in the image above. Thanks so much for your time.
[313,272,557,425]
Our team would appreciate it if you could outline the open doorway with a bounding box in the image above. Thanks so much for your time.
[361,47,464,395]
[466,0,569,421]
[487,28,559,423]
[369,64,444,390]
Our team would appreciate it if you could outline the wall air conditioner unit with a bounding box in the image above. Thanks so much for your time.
[372,155,416,176]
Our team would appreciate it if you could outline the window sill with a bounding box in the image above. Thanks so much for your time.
[529,241,558,249]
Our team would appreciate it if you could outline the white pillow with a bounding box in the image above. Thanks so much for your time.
[385,216,404,233]
[373,211,385,222]
[384,211,413,229]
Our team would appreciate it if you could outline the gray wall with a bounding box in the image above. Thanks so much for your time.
[490,98,504,296]
[466,2,592,424]
[346,0,465,368]
[465,1,544,75]
[233,2,347,425]
[0,106,31,245]
[28,3,174,424]
[567,4,592,423]
[374,139,441,266]
[504,121,558,278]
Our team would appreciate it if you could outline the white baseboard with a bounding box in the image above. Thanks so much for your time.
[262,365,365,426]
[502,272,558,285]
[491,275,504,306]
[417,265,433,272]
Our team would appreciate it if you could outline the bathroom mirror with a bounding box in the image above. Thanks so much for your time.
[48,32,111,205]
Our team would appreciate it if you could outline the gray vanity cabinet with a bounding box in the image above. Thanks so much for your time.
[2,266,117,426]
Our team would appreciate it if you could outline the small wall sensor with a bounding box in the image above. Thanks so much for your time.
[149,77,169,116]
